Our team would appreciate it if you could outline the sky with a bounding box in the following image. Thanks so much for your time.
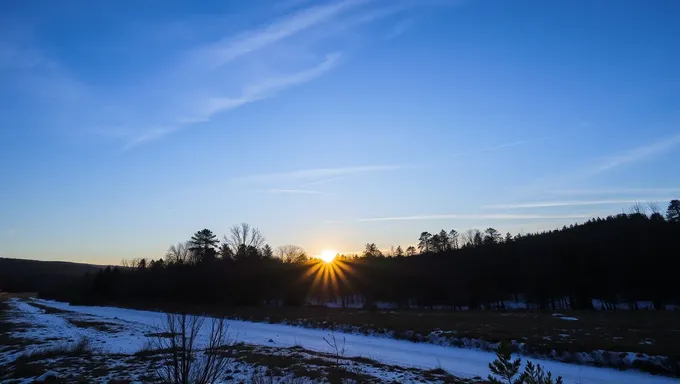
[1,0,679,264]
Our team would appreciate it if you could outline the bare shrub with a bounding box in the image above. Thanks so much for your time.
[18,336,96,362]
[153,313,233,384]
[323,326,346,366]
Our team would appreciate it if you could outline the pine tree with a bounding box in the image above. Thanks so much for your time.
[519,362,564,384]
[488,342,564,384]
[262,244,274,259]
[189,229,219,263]
[488,342,521,384]
[667,199,680,222]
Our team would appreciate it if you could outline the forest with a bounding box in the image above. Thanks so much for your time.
[32,199,680,311]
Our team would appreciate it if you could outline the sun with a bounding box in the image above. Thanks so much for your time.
[319,249,337,263]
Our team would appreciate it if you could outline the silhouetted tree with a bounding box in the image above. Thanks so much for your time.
[261,244,274,259]
[276,245,307,263]
[406,246,417,256]
[484,228,501,245]
[363,243,382,258]
[418,232,432,253]
[53,202,680,315]
[448,229,459,249]
[189,229,219,264]
[166,242,192,265]
[667,199,680,222]
[395,245,404,257]
[225,223,265,254]
[218,243,234,260]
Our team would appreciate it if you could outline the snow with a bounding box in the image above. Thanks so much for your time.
[6,298,672,384]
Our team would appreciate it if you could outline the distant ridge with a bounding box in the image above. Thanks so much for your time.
[0,257,107,293]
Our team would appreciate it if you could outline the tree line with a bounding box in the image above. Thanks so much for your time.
[45,200,680,311]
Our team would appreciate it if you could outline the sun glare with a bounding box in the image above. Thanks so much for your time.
[319,249,337,263]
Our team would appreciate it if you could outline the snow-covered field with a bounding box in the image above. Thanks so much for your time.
[1,298,678,383]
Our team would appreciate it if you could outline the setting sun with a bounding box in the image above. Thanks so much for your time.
[319,249,337,263]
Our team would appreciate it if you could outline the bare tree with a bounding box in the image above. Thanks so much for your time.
[448,229,459,250]
[648,201,661,215]
[153,313,233,384]
[630,202,647,215]
[276,245,307,263]
[323,325,346,366]
[225,223,265,253]
[462,229,480,247]
[165,242,193,265]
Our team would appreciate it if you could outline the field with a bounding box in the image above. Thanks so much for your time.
[103,301,680,375]
[1,297,679,383]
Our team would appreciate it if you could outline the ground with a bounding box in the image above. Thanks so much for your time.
[2,297,679,383]
[0,296,483,383]
[100,300,680,375]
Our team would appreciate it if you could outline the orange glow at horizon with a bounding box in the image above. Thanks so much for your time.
[319,249,337,263]
[302,256,356,300]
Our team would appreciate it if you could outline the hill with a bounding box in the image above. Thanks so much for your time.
[0,257,106,293]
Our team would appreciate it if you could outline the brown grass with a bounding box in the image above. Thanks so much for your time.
[219,343,475,384]
[36,299,680,374]
[27,301,72,315]
[67,319,118,333]
[121,303,680,361]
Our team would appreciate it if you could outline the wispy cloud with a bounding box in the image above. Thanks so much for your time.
[298,177,344,188]
[348,213,598,222]
[484,198,674,210]
[551,188,680,196]
[449,139,530,159]
[124,52,341,149]
[235,165,400,183]
[515,132,680,198]
[386,18,415,39]
[266,189,334,195]
[584,132,680,176]
[5,0,457,148]
[193,0,368,68]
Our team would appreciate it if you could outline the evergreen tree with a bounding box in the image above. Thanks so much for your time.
[667,199,680,222]
[484,228,501,244]
[488,342,521,384]
[418,232,432,253]
[262,244,274,259]
[189,229,219,263]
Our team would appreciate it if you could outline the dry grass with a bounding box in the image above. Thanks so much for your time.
[27,301,72,315]
[219,343,477,383]
[67,319,118,333]
[124,304,680,361]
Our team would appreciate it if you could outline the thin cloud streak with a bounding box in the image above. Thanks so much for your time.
[355,213,596,222]
[485,198,674,210]
[450,139,529,159]
[514,132,680,198]
[551,188,680,196]
[235,165,400,183]
[195,0,368,68]
[267,189,332,195]
[386,18,415,39]
[125,53,341,148]
[297,177,343,188]
[585,132,680,176]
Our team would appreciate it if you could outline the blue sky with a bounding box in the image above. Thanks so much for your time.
[1,0,679,264]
